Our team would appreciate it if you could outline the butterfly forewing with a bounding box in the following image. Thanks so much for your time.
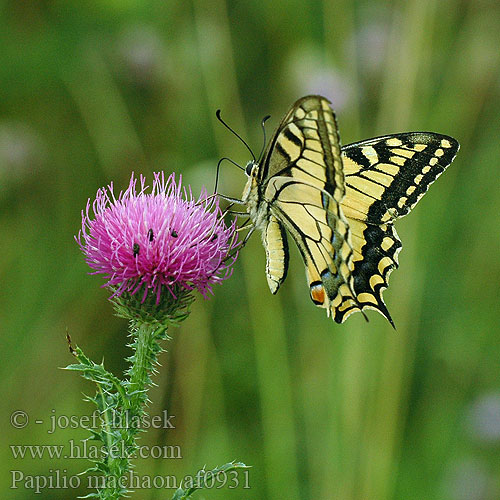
[259,96,355,314]
[341,133,459,224]
[260,96,345,201]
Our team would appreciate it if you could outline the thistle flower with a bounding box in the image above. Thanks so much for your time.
[77,171,238,305]
[71,172,244,499]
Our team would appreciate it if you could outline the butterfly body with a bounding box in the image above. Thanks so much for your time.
[238,95,459,325]
[241,163,267,228]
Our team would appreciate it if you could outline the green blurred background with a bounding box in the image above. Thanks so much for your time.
[1,0,499,498]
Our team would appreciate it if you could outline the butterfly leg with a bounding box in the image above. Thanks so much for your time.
[217,194,246,204]
[235,217,252,232]
[220,203,249,218]
[226,211,250,217]
[195,193,245,208]
[221,224,255,263]
[236,224,255,246]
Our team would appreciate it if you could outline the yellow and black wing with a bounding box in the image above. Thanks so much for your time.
[333,132,460,324]
[252,94,459,326]
[259,95,357,316]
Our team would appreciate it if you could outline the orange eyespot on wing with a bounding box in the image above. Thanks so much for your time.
[310,282,326,305]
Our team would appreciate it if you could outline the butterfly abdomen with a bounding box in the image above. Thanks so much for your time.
[263,216,289,294]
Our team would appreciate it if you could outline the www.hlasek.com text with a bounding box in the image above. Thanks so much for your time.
[11,439,182,461]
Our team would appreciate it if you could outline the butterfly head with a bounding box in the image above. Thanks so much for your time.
[245,159,258,177]
[241,159,263,218]
[242,159,261,203]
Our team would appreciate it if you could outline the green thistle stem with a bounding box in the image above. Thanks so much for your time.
[123,320,169,461]
[97,385,126,500]
[127,322,165,410]
[66,287,248,499]
[65,289,190,499]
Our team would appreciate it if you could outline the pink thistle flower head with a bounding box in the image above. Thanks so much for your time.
[77,172,238,306]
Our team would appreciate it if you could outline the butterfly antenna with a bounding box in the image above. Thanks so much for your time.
[214,157,245,194]
[216,109,256,162]
[257,114,271,163]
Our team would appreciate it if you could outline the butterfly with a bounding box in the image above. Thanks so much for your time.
[230,95,459,326]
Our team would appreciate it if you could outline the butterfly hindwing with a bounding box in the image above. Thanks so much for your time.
[332,218,402,326]
[268,178,356,312]
[332,132,459,324]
